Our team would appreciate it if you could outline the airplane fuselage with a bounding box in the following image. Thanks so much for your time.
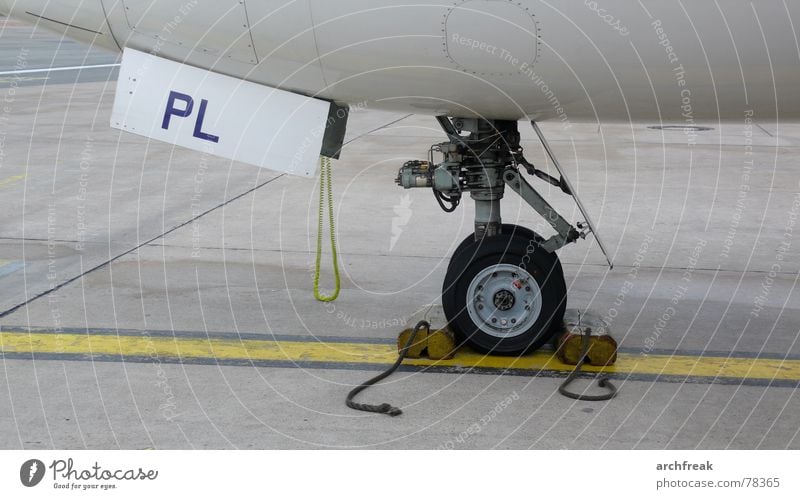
[3,0,798,122]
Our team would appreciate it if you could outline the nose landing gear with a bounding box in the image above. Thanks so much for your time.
[396,117,610,355]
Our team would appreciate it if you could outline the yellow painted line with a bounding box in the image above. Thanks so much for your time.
[0,174,25,188]
[1,331,799,383]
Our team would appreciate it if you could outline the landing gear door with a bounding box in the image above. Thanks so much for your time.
[532,122,614,269]
[120,0,258,65]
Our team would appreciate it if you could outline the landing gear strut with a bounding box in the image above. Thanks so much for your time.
[396,117,609,355]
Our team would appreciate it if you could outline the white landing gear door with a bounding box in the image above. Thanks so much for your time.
[111,49,331,177]
[532,121,614,269]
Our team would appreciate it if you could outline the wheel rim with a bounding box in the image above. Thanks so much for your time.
[465,263,542,338]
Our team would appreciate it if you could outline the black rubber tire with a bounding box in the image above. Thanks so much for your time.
[442,233,566,355]
[448,224,567,337]
[450,224,543,263]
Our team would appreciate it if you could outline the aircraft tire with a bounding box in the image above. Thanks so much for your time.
[442,232,566,355]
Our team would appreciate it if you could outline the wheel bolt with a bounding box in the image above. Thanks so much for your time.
[511,319,516,324]
[491,318,497,323]
[492,272,497,277]
[478,304,483,310]
[525,286,531,292]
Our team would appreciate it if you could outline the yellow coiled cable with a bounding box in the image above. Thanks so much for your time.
[313,156,340,301]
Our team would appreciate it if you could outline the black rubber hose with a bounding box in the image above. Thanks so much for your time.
[345,320,431,416]
[558,330,618,401]
[434,189,459,213]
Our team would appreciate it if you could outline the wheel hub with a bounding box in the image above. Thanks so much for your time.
[493,290,515,311]
[466,263,543,338]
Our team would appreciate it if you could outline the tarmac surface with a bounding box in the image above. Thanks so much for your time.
[1,16,799,449]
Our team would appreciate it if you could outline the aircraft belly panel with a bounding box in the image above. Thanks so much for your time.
[305,0,800,121]
[120,0,258,65]
[245,0,327,95]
